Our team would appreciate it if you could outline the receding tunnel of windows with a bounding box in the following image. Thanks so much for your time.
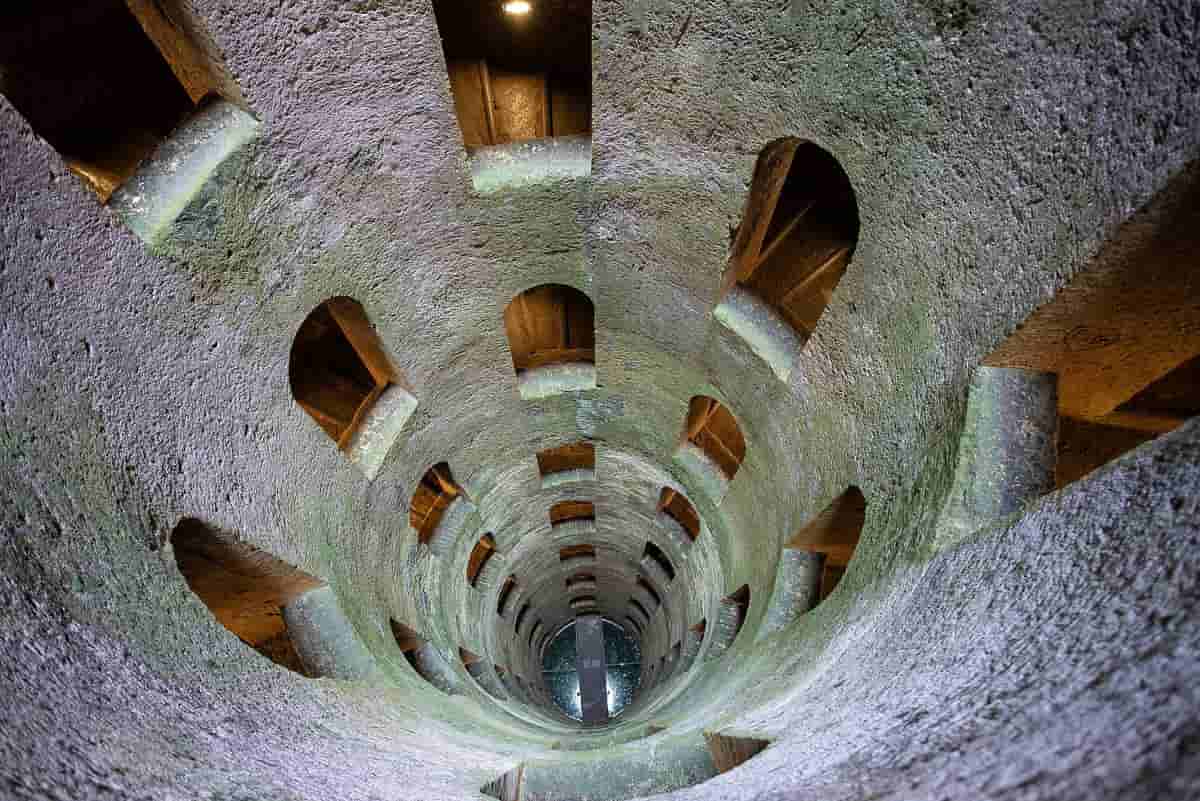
[171,518,324,675]
[431,0,591,150]
[542,618,641,723]
[984,168,1200,488]
[410,462,463,547]
[0,0,240,201]
[720,139,859,366]
[290,298,401,451]
[504,284,597,397]
[515,601,531,634]
[682,396,747,480]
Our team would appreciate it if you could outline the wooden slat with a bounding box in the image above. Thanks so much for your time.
[748,198,816,275]
[726,139,801,286]
[326,297,394,389]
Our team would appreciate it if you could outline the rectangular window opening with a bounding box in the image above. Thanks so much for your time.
[0,0,243,202]
[565,571,596,589]
[705,733,770,774]
[684,396,746,480]
[551,500,595,526]
[411,463,463,545]
[432,0,591,187]
[467,533,497,586]
[497,575,518,616]
[983,168,1200,489]
[171,518,325,676]
[537,440,596,476]
[642,541,676,582]
[785,486,866,602]
[659,488,701,541]
[559,543,596,562]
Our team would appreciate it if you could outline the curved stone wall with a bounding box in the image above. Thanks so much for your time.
[1,1,1198,799]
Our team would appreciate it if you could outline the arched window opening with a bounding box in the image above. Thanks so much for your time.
[410,463,464,550]
[467,533,497,586]
[565,572,596,590]
[718,139,860,381]
[625,615,644,638]
[551,500,595,527]
[636,576,662,609]
[431,0,592,191]
[780,487,866,611]
[504,284,596,398]
[171,518,324,675]
[515,601,531,634]
[0,0,254,239]
[710,586,750,659]
[290,298,416,479]
[497,575,519,617]
[658,488,700,545]
[641,541,676,584]
[984,166,1200,488]
[678,397,746,492]
[559,543,596,564]
[537,440,596,486]
[390,619,456,694]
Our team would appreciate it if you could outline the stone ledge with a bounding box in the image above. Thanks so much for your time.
[345,385,419,481]
[673,442,731,506]
[469,135,591,194]
[516,362,597,400]
[713,287,805,384]
[540,467,596,490]
[110,99,259,246]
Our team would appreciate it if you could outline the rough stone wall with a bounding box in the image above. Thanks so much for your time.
[1,0,1198,799]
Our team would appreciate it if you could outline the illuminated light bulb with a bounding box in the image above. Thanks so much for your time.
[502,0,532,15]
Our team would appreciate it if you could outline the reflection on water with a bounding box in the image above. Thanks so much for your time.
[542,618,641,721]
